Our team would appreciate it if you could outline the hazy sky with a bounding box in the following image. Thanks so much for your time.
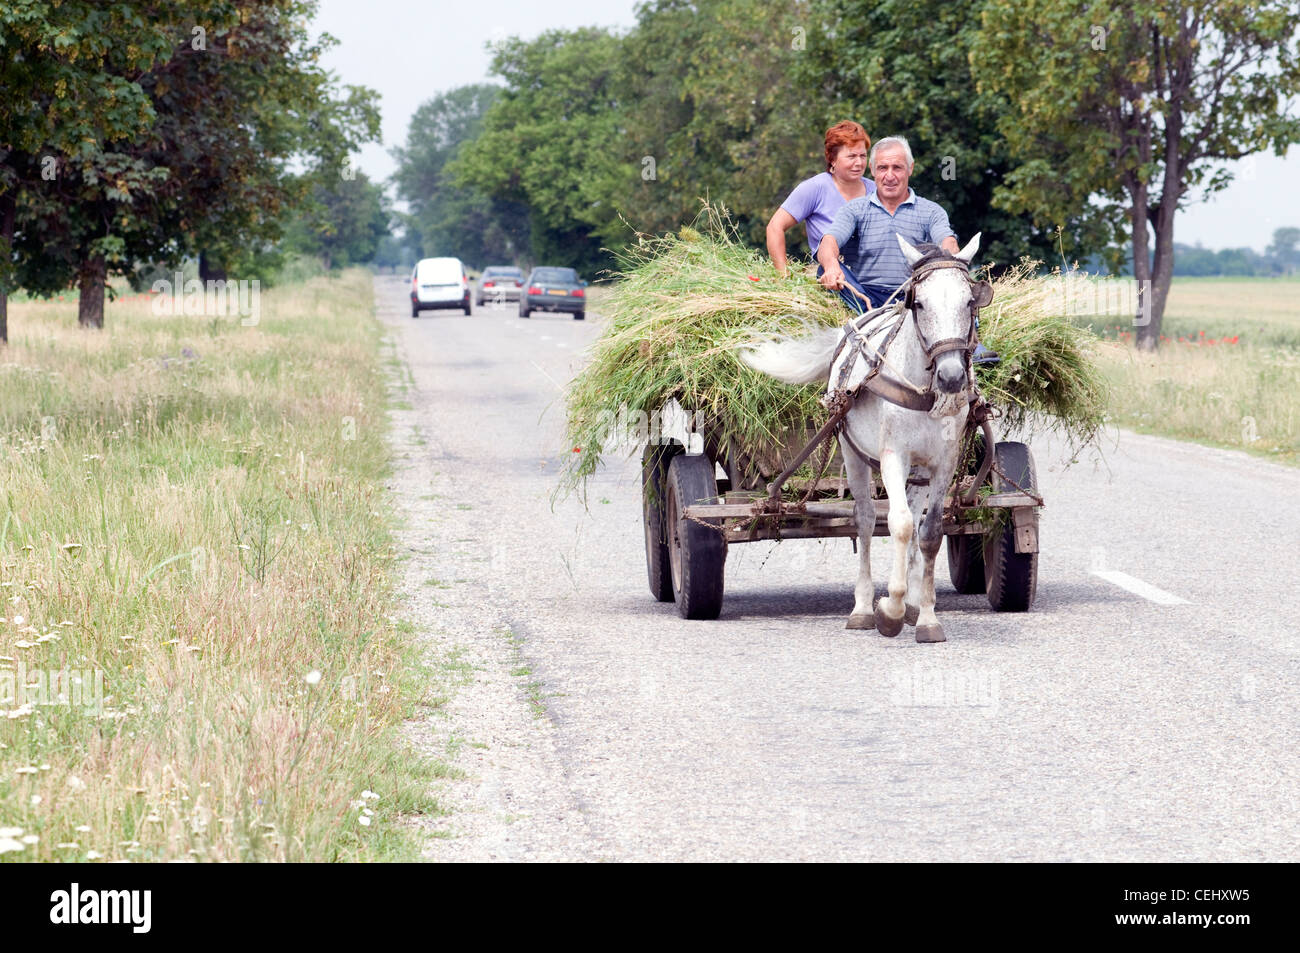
[315,0,1299,252]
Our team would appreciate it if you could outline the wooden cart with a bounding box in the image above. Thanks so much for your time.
[641,408,1042,620]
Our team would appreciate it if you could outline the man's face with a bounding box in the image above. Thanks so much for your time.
[871,147,911,201]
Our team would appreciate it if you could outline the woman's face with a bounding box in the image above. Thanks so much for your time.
[831,140,869,180]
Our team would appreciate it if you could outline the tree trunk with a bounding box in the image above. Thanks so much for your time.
[1128,180,1155,351]
[0,189,14,345]
[78,256,107,329]
[199,251,227,283]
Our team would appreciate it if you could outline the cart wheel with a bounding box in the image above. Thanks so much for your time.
[947,432,988,593]
[642,440,684,602]
[666,453,725,619]
[947,533,986,594]
[984,441,1038,611]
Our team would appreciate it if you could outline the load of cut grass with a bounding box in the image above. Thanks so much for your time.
[559,204,1107,499]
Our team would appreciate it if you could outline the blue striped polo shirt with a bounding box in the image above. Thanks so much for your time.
[823,189,956,287]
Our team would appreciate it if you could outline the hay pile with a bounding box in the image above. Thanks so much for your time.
[559,205,1107,499]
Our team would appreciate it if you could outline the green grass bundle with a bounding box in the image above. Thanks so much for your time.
[559,205,1107,498]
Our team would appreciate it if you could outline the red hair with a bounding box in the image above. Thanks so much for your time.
[824,121,870,172]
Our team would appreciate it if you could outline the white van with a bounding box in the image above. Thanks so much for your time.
[410,257,471,317]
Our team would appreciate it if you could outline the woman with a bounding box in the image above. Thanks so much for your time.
[766,120,875,293]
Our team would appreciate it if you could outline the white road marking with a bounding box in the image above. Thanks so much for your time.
[1090,570,1189,605]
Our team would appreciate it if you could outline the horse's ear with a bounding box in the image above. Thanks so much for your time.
[971,279,993,309]
[896,233,924,267]
[954,232,981,263]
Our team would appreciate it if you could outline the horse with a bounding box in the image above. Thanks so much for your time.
[741,233,992,643]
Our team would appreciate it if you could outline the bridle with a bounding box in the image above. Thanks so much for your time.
[902,257,991,370]
[829,252,994,411]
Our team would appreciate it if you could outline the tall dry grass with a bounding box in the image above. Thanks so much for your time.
[0,271,442,862]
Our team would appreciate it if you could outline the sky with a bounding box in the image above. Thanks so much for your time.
[315,0,1299,253]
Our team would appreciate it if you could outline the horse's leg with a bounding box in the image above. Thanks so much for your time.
[874,449,912,637]
[903,480,927,626]
[912,478,949,643]
[843,443,876,630]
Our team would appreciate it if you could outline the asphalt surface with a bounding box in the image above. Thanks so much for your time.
[382,276,1299,862]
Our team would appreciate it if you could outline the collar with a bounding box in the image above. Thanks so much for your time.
[869,188,916,209]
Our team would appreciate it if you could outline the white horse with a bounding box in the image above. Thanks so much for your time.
[742,233,992,643]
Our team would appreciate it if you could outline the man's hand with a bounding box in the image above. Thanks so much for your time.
[819,264,847,290]
[941,235,959,255]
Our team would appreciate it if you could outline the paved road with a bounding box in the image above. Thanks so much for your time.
[381,276,1299,861]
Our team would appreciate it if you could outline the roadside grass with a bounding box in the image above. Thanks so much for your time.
[1076,277,1300,467]
[0,269,444,861]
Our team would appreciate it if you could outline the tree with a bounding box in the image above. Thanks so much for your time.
[4,1,380,332]
[390,84,529,269]
[0,0,176,339]
[451,29,627,276]
[796,0,1086,269]
[972,1,1300,348]
[599,0,821,249]
[281,171,391,269]
[1266,226,1300,274]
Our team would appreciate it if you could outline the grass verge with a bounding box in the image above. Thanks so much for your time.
[0,269,444,861]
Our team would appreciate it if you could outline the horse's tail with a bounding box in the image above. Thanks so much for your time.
[739,325,841,385]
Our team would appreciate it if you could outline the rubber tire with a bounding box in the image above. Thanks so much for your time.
[642,440,684,602]
[946,433,988,593]
[411,304,419,318]
[666,453,725,619]
[463,298,472,316]
[574,311,585,320]
[947,533,986,594]
[519,301,530,318]
[984,441,1038,612]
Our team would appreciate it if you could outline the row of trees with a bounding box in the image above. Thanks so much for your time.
[394,0,1300,349]
[1173,229,1300,276]
[0,0,383,341]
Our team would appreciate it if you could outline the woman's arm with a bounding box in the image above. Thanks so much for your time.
[765,207,799,275]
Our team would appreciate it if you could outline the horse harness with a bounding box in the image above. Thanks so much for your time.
[823,256,993,474]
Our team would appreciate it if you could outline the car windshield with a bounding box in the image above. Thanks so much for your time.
[483,267,522,278]
[533,268,578,284]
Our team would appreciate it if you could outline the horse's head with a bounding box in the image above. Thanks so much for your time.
[896,233,993,395]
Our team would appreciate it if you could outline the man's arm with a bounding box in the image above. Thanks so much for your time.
[926,199,959,255]
[766,207,799,276]
[817,235,846,289]
[818,202,860,290]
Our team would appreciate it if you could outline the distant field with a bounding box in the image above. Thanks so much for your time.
[1084,277,1300,468]
[1078,275,1300,347]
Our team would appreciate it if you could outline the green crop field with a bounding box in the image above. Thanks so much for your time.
[1081,277,1300,467]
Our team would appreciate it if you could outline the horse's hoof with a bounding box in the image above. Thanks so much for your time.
[915,623,947,643]
[904,604,920,625]
[874,605,904,638]
[845,613,874,630]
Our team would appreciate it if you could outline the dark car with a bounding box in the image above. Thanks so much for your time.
[476,265,525,305]
[519,267,587,320]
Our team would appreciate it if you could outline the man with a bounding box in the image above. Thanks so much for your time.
[817,135,959,311]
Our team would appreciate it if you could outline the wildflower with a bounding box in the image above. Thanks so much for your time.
[358,815,371,827]
[304,670,322,686]
[0,837,23,854]
[86,850,103,860]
